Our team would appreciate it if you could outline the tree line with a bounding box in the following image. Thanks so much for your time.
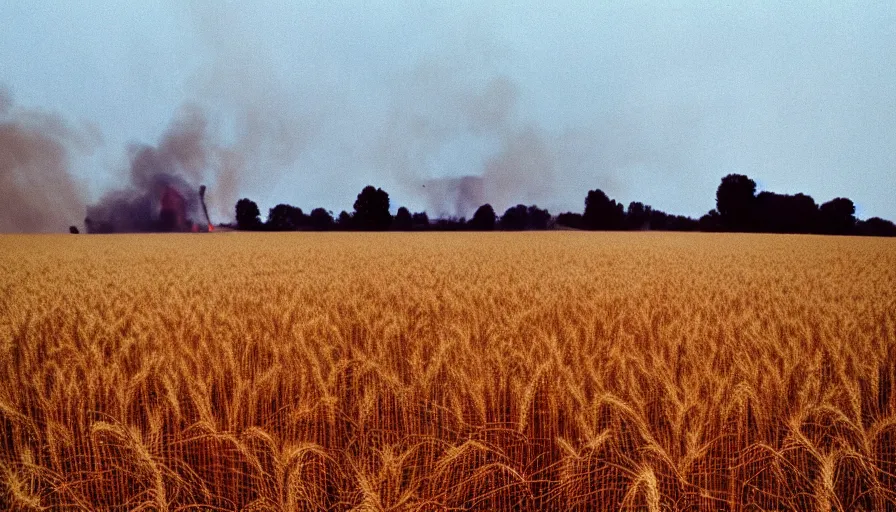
[232,175,896,236]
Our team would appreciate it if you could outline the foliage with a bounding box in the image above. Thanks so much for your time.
[309,207,334,231]
[266,204,305,231]
[353,185,392,231]
[393,206,413,231]
[584,189,625,230]
[469,204,497,231]
[715,174,757,232]
[235,198,261,230]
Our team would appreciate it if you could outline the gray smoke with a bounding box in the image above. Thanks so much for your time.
[85,106,215,233]
[0,87,96,233]
[373,63,561,218]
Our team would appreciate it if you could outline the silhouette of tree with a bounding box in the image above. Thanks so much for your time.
[753,192,818,233]
[818,197,856,235]
[69,226,79,234]
[469,204,497,230]
[266,204,305,231]
[556,212,584,229]
[235,198,261,230]
[584,189,625,230]
[412,211,429,230]
[527,205,551,230]
[337,211,353,230]
[699,210,722,231]
[500,204,529,230]
[716,174,757,232]
[393,207,413,231]
[432,217,467,230]
[626,202,653,230]
[353,186,392,230]
[309,208,334,230]
[857,217,896,237]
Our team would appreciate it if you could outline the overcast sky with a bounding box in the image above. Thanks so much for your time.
[2,1,894,225]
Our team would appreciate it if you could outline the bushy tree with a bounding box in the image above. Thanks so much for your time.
[583,189,625,230]
[337,211,353,230]
[235,198,261,230]
[266,204,305,231]
[500,204,529,230]
[857,217,896,237]
[556,212,584,229]
[527,205,551,230]
[412,211,430,230]
[715,174,756,232]
[469,204,496,230]
[626,202,653,230]
[699,210,722,231]
[393,207,413,230]
[818,197,856,235]
[309,208,334,230]
[753,192,818,233]
[353,186,392,230]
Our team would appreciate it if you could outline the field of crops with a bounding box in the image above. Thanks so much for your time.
[1,232,895,510]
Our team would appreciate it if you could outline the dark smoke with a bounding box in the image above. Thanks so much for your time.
[85,106,210,233]
[0,87,95,233]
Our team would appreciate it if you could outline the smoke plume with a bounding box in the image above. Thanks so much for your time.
[85,106,220,233]
[374,64,559,218]
[0,87,96,233]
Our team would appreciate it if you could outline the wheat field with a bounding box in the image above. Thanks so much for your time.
[0,232,894,510]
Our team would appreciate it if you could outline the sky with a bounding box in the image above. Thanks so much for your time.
[1,1,894,230]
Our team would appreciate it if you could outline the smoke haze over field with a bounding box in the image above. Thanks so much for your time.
[0,1,894,231]
[0,88,97,233]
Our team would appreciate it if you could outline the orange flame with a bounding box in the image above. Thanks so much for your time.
[208,224,215,232]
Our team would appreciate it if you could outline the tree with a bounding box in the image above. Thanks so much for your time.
[411,211,429,230]
[857,217,896,237]
[500,204,529,230]
[716,174,756,232]
[583,189,625,230]
[266,204,304,231]
[69,225,79,234]
[818,197,856,235]
[469,204,497,230]
[353,186,392,230]
[235,198,261,230]
[753,192,818,233]
[626,202,653,230]
[309,208,334,230]
[527,205,551,230]
[699,210,722,231]
[393,207,413,230]
[556,212,584,229]
[337,211,353,230]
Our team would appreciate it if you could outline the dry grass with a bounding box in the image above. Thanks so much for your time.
[0,232,894,511]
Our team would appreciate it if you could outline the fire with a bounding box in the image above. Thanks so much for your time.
[208,224,215,232]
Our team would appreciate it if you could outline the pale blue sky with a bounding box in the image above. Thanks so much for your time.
[2,1,894,223]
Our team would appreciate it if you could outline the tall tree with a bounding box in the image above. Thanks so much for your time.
[818,197,856,235]
[469,204,497,230]
[500,204,529,230]
[715,174,757,232]
[352,186,392,230]
[235,198,261,230]
[393,207,413,230]
[309,208,334,230]
[266,204,304,231]
[583,189,625,230]
[411,211,430,230]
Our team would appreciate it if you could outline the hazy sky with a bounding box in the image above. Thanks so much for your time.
[2,1,894,226]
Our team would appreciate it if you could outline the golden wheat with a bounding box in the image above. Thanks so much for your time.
[0,232,894,510]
